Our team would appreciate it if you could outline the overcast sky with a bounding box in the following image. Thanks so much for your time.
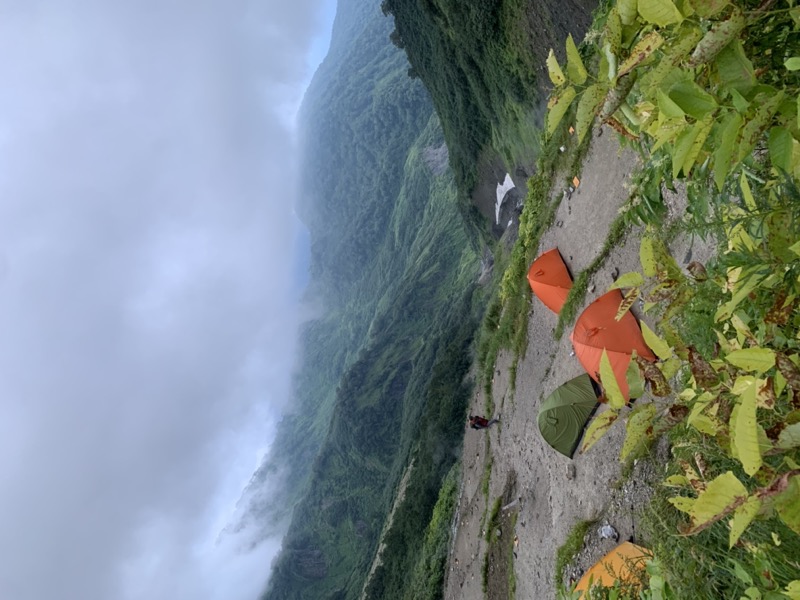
[0,1,336,598]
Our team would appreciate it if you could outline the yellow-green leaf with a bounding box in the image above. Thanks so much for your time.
[731,383,762,476]
[576,84,607,144]
[641,321,672,360]
[689,471,748,529]
[609,271,645,290]
[775,476,800,535]
[665,474,690,486]
[640,237,657,276]
[547,49,565,86]
[691,0,728,18]
[673,124,700,179]
[618,31,664,78]
[727,348,776,373]
[547,86,577,135]
[621,402,656,460]
[600,349,626,408]
[660,356,682,380]
[658,88,685,119]
[580,409,620,453]
[785,581,800,600]
[730,496,761,548]
[740,171,757,210]
[638,0,684,26]
[619,0,639,25]
[668,495,695,513]
[566,34,588,85]
[606,10,623,53]
[786,57,800,71]
[778,423,800,450]
[616,287,640,321]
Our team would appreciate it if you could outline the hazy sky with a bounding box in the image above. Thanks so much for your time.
[0,1,336,599]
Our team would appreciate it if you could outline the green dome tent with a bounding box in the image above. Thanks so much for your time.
[538,374,600,458]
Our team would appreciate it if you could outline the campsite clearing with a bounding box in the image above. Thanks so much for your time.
[443,125,715,599]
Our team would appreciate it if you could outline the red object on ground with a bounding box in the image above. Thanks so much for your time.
[527,248,573,314]
[570,290,656,400]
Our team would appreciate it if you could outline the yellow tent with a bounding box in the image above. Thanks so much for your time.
[574,541,651,597]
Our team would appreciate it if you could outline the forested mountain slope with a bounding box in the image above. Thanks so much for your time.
[236,1,484,598]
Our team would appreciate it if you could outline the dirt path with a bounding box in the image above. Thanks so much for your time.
[444,127,713,599]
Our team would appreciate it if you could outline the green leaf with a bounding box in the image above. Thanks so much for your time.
[715,40,755,94]
[638,0,683,26]
[618,31,664,78]
[786,57,800,71]
[691,0,728,17]
[673,125,700,179]
[658,88,685,119]
[547,86,577,135]
[621,402,656,460]
[608,271,645,290]
[775,475,800,534]
[669,81,718,120]
[778,423,800,450]
[627,356,646,400]
[581,409,620,453]
[641,321,673,360]
[547,49,566,86]
[566,34,588,85]
[740,171,757,210]
[730,88,750,114]
[575,84,607,144]
[730,496,761,548]
[738,91,786,162]
[618,0,639,25]
[682,115,714,177]
[689,471,748,529]
[727,348,776,373]
[714,112,742,190]
[600,349,627,408]
[731,382,763,476]
[769,127,793,173]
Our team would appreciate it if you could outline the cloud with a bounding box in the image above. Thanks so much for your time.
[0,1,331,598]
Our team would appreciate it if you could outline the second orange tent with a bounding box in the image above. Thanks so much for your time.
[570,290,655,400]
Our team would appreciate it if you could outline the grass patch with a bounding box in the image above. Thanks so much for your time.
[554,518,597,597]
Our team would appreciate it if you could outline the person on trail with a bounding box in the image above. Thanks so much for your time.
[468,415,499,430]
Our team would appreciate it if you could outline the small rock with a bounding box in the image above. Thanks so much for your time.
[588,284,595,293]
[598,524,618,540]
[566,463,576,480]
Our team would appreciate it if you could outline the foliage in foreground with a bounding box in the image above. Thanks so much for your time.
[547,0,800,230]
[579,178,800,596]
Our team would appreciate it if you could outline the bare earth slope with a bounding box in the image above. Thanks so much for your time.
[445,127,713,599]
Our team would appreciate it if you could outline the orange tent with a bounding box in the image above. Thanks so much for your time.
[570,290,655,400]
[574,541,651,596]
[527,248,573,314]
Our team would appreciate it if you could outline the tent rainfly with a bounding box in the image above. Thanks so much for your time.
[574,541,652,596]
[527,248,573,314]
[570,290,655,401]
[537,373,599,458]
